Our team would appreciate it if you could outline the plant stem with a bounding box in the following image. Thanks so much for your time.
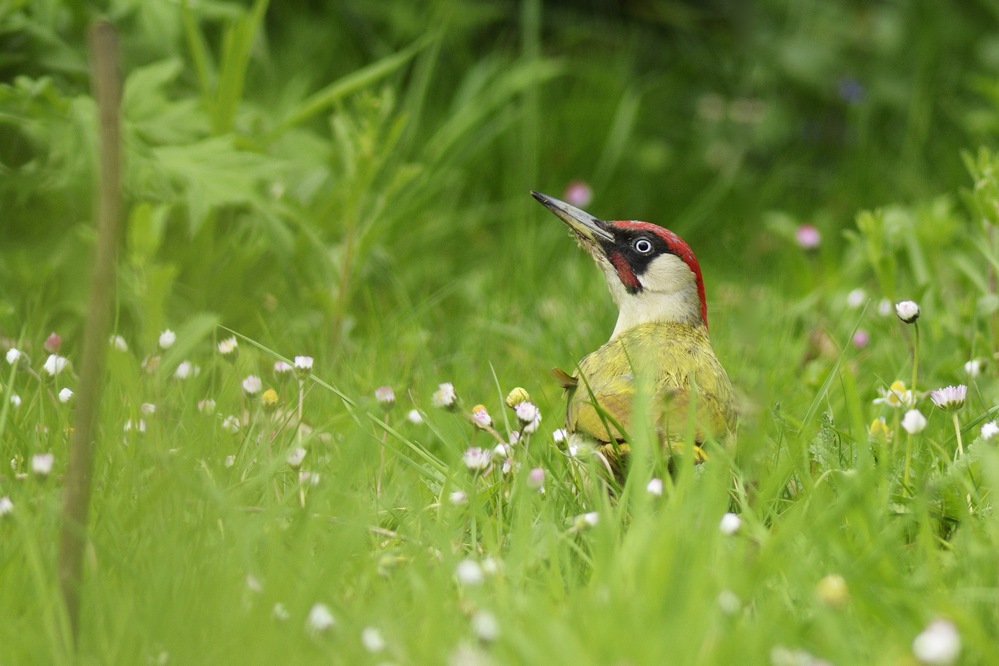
[953,412,964,458]
[297,380,304,446]
[58,20,121,649]
[903,431,913,493]
[911,322,920,395]
[296,380,305,505]
[377,415,388,498]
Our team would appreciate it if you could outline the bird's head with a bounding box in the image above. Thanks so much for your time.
[532,191,708,338]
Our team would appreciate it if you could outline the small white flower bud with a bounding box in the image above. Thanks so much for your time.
[912,619,960,665]
[217,336,239,359]
[361,627,386,653]
[895,300,920,324]
[374,386,395,410]
[306,603,336,634]
[242,375,262,396]
[719,512,742,535]
[455,559,484,586]
[286,447,307,469]
[432,382,458,410]
[294,356,313,379]
[31,453,54,477]
[901,409,928,435]
[646,478,664,496]
[462,447,491,471]
[43,354,69,377]
[158,329,176,350]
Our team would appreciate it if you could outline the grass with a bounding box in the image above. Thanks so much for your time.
[3,1,999,664]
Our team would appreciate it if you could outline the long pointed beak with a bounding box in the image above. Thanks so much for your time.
[531,191,614,242]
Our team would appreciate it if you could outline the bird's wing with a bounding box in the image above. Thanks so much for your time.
[552,367,578,389]
[567,371,635,443]
[652,354,736,439]
[690,361,738,436]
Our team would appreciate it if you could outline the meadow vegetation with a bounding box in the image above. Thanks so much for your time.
[3,1,999,663]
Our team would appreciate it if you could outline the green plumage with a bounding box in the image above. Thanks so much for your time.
[562,321,736,458]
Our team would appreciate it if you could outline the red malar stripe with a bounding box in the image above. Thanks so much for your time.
[609,251,641,292]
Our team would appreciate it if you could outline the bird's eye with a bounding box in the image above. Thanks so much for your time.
[633,237,654,255]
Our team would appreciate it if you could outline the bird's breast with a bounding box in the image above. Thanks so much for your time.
[567,321,735,443]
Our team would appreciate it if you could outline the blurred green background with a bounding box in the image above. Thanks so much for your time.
[5,2,999,664]
[4,0,998,379]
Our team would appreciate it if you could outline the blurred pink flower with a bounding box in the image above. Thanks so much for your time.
[527,467,545,491]
[44,332,61,353]
[795,224,821,250]
[563,180,593,208]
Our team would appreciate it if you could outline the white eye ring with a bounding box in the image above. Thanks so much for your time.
[633,238,653,254]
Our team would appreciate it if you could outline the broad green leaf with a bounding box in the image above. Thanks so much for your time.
[147,136,280,236]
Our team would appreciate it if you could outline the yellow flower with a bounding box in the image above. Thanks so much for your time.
[816,574,849,608]
[873,380,914,409]
[869,417,891,439]
[505,387,531,408]
[261,388,279,410]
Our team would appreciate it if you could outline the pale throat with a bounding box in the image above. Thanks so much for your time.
[601,255,704,340]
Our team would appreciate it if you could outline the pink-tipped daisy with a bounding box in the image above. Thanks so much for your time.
[930,385,966,411]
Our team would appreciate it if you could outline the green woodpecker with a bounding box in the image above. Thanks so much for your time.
[532,191,736,471]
